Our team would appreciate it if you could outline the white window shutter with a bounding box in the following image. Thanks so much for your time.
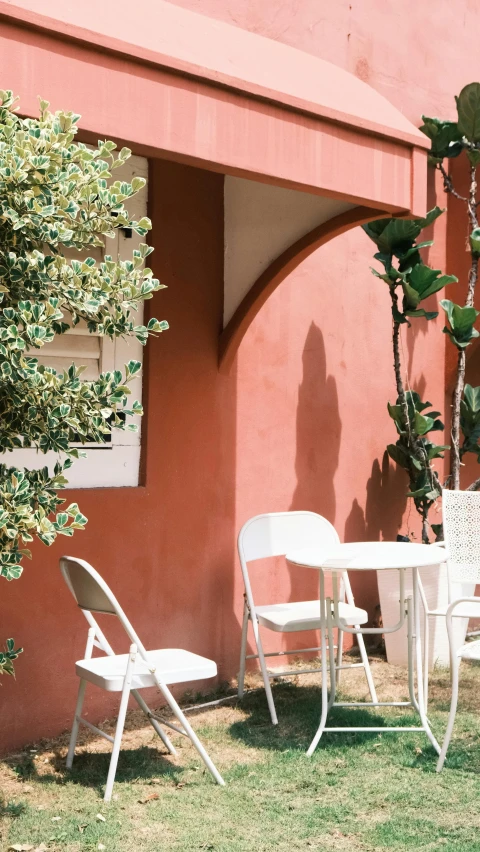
[8,154,149,488]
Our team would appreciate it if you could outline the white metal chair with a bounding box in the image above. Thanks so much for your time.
[420,489,480,707]
[60,556,224,801]
[436,593,480,771]
[237,512,378,724]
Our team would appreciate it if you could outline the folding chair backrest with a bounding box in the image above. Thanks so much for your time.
[238,512,339,604]
[239,511,339,564]
[442,489,480,584]
[60,556,146,656]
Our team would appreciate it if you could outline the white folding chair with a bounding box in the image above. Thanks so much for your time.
[436,593,480,771]
[420,489,480,708]
[60,556,224,801]
[237,512,378,724]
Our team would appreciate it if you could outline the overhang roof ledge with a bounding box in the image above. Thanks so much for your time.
[0,0,428,149]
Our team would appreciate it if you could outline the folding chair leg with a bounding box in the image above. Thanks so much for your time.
[335,628,344,686]
[238,600,249,699]
[66,678,87,769]
[104,644,136,803]
[251,618,278,725]
[437,657,461,772]
[327,608,337,710]
[154,677,225,786]
[356,631,378,704]
[423,612,430,711]
[131,689,177,756]
[67,627,95,770]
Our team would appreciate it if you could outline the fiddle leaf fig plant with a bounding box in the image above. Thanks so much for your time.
[0,89,168,675]
[363,210,456,542]
[421,82,480,490]
[362,81,480,540]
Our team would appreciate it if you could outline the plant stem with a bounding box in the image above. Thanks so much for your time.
[439,163,468,202]
[390,285,440,541]
[466,476,480,491]
[466,164,478,308]
[391,287,410,425]
[446,162,478,490]
[421,506,429,544]
[451,349,465,490]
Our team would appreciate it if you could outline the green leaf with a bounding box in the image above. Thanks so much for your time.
[427,444,449,459]
[468,149,480,167]
[404,308,438,320]
[471,227,480,254]
[407,264,457,302]
[464,384,480,412]
[420,116,463,159]
[418,206,444,230]
[414,412,435,436]
[387,442,410,470]
[1,564,23,580]
[401,280,422,310]
[456,82,480,142]
[441,299,480,347]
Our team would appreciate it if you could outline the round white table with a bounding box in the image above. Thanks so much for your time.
[286,541,448,756]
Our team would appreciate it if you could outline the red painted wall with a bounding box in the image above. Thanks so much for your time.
[2,0,479,751]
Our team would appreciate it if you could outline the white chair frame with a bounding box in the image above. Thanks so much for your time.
[237,512,377,725]
[419,489,480,708]
[437,595,480,771]
[60,556,224,800]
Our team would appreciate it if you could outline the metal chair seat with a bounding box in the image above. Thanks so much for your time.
[76,648,217,692]
[255,600,368,633]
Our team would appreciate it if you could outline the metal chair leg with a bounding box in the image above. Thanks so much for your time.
[131,689,177,755]
[423,612,430,712]
[335,628,344,686]
[356,630,378,704]
[66,628,95,769]
[252,619,278,725]
[66,679,87,769]
[104,644,136,802]
[238,600,249,699]
[153,676,225,785]
[437,657,461,772]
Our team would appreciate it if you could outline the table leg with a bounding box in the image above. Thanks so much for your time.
[307,570,329,757]
[412,566,440,755]
[406,595,420,714]
[327,602,337,710]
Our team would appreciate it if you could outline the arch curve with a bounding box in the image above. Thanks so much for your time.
[219,205,385,373]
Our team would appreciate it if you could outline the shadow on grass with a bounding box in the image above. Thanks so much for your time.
[231,681,424,753]
[11,745,182,795]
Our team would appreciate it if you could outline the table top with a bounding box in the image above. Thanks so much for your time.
[286,541,448,571]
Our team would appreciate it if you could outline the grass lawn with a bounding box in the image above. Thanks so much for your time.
[2,657,480,851]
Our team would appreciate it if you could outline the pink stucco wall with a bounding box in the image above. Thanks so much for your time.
[170,0,457,593]
[1,0,477,751]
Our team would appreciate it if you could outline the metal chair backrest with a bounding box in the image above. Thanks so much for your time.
[442,489,480,585]
[238,511,340,608]
[60,556,148,658]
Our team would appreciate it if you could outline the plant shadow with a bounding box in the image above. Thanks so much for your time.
[11,745,182,794]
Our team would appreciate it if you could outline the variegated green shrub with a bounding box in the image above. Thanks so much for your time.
[0,90,168,675]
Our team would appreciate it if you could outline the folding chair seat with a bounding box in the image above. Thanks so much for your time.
[254,600,368,633]
[76,648,217,691]
[237,511,377,725]
[60,556,224,801]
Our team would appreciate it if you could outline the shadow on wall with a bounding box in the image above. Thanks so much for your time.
[344,452,408,617]
[345,452,408,544]
[289,322,341,603]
